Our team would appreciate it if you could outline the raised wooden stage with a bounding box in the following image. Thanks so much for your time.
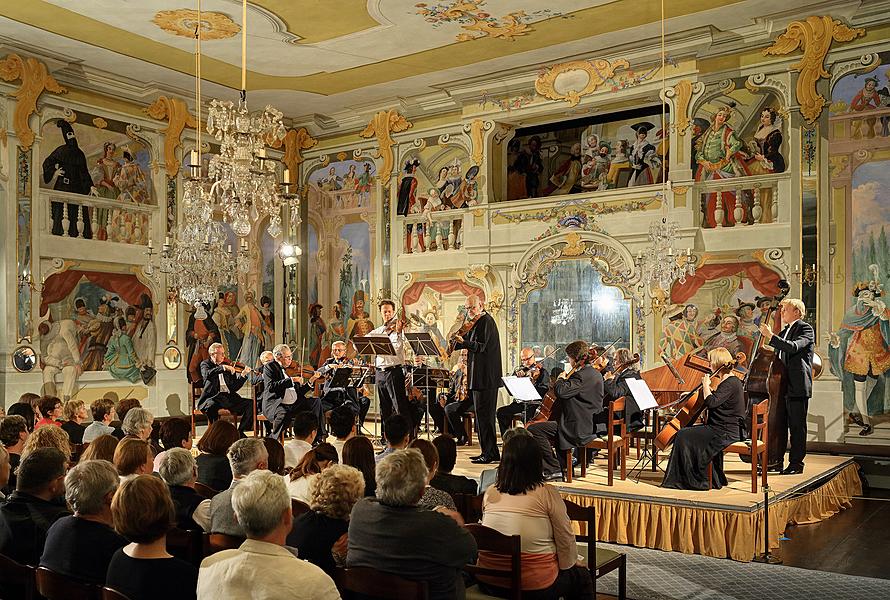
[452,445,860,562]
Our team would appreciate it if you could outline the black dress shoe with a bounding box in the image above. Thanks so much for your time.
[469,453,485,460]
[781,464,804,475]
[543,471,564,482]
[859,424,875,436]
[471,456,498,464]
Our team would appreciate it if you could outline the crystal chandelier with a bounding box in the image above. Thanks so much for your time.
[550,298,576,326]
[634,214,695,296]
[204,0,296,239]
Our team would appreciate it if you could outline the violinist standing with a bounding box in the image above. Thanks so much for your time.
[262,343,323,442]
[758,298,814,475]
[496,347,550,437]
[369,300,411,440]
[197,342,254,434]
[528,340,603,481]
[662,347,747,490]
[452,295,502,464]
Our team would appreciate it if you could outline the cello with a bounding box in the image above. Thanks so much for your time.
[743,279,790,468]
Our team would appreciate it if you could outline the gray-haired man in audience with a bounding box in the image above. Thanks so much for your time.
[208,437,268,537]
[160,447,211,531]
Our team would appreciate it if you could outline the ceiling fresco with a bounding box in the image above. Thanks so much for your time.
[0,0,836,120]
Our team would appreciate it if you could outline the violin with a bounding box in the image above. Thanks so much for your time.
[604,353,640,380]
[447,313,481,357]
[384,304,410,335]
[284,361,317,380]
[220,359,250,375]
[515,363,542,379]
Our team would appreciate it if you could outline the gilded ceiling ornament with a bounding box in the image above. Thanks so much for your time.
[561,232,586,257]
[359,110,412,186]
[664,79,703,136]
[145,96,197,178]
[764,16,865,123]
[0,54,66,150]
[415,2,564,42]
[92,117,108,129]
[152,9,240,40]
[535,58,631,106]
[464,119,491,166]
[271,127,318,178]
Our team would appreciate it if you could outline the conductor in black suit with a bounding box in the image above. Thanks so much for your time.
[758,298,815,475]
[197,342,254,434]
[452,295,502,464]
[528,340,603,481]
[262,343,323,442]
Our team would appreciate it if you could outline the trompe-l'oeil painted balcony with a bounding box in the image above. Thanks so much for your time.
[402,209,466,254]
[43,189,153,246]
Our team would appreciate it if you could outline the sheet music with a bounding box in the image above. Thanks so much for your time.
[501,376,542,401]
[625,378,658,411]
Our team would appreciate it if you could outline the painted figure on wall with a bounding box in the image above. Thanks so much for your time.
[508,135,543,199]
[214,291,242,359]
[308,303,327,367]
[235,290,267,370]
[39,319,80,399]
[658,304,704,359]
[695,104,749,227]
[104,316,141,383]
[698,315,747,359]
[628,122,660,187]
[81,299,116,371]
[132,298,156,372]
[850,77,881,139]
[544,142,583,196]
[42,119,94,196]
[186,303,220,384]
[114,150,150,204]
[347,290,374,340]
[749,108,786,174]
[259,295,274,350]
[93,141,120,200]
[356,162,373,206]
[320,301,348,363]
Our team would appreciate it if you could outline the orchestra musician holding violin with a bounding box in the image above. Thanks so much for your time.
[262,343,324,442]
[197,342,255,434]
[369,299,412,440]
[311,340,371,428]
[662,347,747,490]
[528,340,604,482]
[496,347,551,437]
[451,295,503,464]
[603,348,644,433]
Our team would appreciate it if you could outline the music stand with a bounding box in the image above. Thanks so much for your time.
[624,378,665,481]
[406,332,445,437]
[353,335,397,444]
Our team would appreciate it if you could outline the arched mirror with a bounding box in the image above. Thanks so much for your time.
[520,260,632,371]
[12,346,37,372]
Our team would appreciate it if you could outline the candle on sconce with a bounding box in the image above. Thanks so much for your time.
[164,235,172,247]
[794,264,799,273]
[148,238,153,249]
[283,168,291,184]
[189,150,198,165]
[257,148,266,159]
[227,244,233,254]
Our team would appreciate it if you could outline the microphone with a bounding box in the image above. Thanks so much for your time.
[661,353,685,385]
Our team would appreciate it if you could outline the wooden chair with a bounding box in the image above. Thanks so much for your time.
[35,567,100,600]
[253,381,271,438]
[708,398,769,493]
[193,481,219,499]
[463,411,475,446]
[333,566,429,600]
[566,397,629,485]
[101,587,132,600]
[452,493,483,524]
[167,528,204,566]
[291,499,311,517]
[190,380,238,437]
[205,533,245,556]
[463,523,522,600]
[0,552,37,600]
[563,499,626,600]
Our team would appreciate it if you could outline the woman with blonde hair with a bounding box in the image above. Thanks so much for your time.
[662,347,747,490]
[60,399,88,444]
[287,463,365,574]
[21,424,71,463]
[286,442,338,503]
[113,438,154,481]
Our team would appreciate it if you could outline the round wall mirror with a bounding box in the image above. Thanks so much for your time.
[162,345,182,370]
[12,346,37,372]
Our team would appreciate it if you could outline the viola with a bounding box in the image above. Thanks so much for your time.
[447,313,481,357]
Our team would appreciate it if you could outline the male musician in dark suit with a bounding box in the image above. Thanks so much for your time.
[758,298,815,475]
[496,347,550,437]
[197,342,254,434]
[311,341,371,428]
[453,295,503,464]
[603,347,644,433]
[262,343,323,442]
[528,340,603,481]
[368,300,411,440]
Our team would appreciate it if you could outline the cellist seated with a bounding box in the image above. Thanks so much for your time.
[661,347,747,491]
[527,340,605,482]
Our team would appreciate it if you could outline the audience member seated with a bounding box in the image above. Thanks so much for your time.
[40,460,125,584]
[154,417,193,472]
[83,399,121,443]
[287,464,364,575]
[478,427,533,495]
[348,449,478,600]
[0,415,30,494]
[0,446,10,501]
[262,437,286,475]
[115,398,142,428]
[60,399,87,444]
[80,434,119,462]
[286,443,338,503]
[376,414,411,463]
[480,435,594,599]
[195,420,239,492]
[209,437,268,537]
[431,434,478,497]
[283,411,317,469]
[0,447,70,564]
[328,404,357,460]
[19,392,41,417]
[21,424,71,464]
[106,475,198,600]
[7,401,36,432]
[198,470,340,600]
[114,438,154,481]
[159,448,210,531]
[34,396,63,430]
[342,436,377,497]
[122,407,154,442]
[408,438,457,510]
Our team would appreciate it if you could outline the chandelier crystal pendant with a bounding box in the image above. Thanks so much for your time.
[634,214,696,296]
[204,0,295,239]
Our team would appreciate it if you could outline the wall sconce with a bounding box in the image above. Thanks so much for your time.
[792,263,841,287]
[18,271,43,293]
[277,242,302,267]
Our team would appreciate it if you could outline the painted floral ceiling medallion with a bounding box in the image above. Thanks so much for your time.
[416,1,569,42]
[153,9,241,40]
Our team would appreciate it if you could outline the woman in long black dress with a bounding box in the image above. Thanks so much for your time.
[662,347,746,490]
